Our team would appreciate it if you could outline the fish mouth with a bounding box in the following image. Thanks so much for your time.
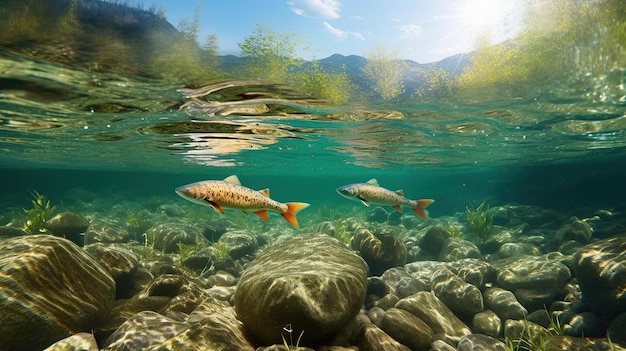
[336,186,353,198]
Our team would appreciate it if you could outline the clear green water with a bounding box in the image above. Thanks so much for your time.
[1,45,625,224]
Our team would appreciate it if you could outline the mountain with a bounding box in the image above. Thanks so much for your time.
[218,53,471,99]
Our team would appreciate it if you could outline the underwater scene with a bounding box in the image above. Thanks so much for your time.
[1,0,625,350]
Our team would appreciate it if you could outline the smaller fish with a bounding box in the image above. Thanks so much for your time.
[336,179,434,220]
[176,175,309,229]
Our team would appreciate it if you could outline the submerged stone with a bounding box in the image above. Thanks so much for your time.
[234,235,367,346]
[574,234,626,319]
[0,235,115,351]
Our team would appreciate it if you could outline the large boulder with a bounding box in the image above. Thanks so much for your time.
[574,234,626,319]
[234,235,368,346]
[0,235,115,351]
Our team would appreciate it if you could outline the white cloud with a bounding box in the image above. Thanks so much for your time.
[323,22,364,40]
[287,0,341,19]
[400,24,423,38]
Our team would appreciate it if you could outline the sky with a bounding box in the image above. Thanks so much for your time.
[155,0,523,63]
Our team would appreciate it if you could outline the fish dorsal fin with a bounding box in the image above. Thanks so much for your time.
[366,178,379,186]
[223,175,241,185]
[259,188,270,197]
[395,189,404,196]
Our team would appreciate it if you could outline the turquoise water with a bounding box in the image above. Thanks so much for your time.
[1,44,625,223]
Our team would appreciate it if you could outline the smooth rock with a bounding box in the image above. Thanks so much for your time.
[43,332,99,351]
[218,230,258,260]
[472,310,502,338]
[351,226,407,275]
[0,225,27,238]
[574,234,626,319]
[84,243,140,299]
[145,222,206,253]
[46,212,90,244]
[431,269,484,321]
[380,308,434,351]
[494,255,571,311]
[439,237,483,262]
[84,220,130,245]
[355,322,411,351]
[483,287,528,321]
[444,258,496,289]
[557,217,592,244]
[0,235,115,351]
[607,312,626,345]
[457,334,508,351]
[235,235,368,346]
[395,291,471,342]
[418,225,450,256]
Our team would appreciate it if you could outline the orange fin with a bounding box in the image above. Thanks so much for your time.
[417,199,434,208]
[223,175,241,185]
[412,199,434,220]
[258,188,270,197]
[392,204,402,212]
[207,201,224,215]
[254,210,268,222]
[281,202,310,229]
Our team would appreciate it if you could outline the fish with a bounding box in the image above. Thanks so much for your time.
[336,178,434,220]
[175,175,310,229]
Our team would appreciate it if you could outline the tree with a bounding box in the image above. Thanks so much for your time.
[415,65,457,97]
[289,61,353,104]
[362,45,406,100]
[458,0,625,98]
[238,23,301,83]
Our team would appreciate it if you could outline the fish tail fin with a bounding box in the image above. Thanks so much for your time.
[412,199,434,220]
[281,202,310,229]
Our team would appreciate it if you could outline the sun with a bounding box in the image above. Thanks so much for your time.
[456,0,522,41]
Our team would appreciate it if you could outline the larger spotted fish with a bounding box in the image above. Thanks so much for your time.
[176,175,309,229]
[336,178,434,220]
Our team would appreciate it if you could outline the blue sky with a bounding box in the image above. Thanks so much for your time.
[155,0,522,63]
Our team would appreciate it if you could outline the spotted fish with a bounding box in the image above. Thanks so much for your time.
[175,175,309,229]
[336,178,434,220]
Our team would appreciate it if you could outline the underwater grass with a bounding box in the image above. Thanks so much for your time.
[465,201,493,243]
[22,190,55,235]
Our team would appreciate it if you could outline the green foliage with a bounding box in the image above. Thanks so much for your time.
[238,23,301,83]
[289,61,353,104]
[125,210,152,237]
[415,65,457,97]
[22,190,55,234]
[458,0,626,99]
[281,324,304,351]
[177,241,197,262]
[465,202,493,242]
[362,45,406,100]
[211,240,231,261]
[504,311,564,351]
[445,223,463,239]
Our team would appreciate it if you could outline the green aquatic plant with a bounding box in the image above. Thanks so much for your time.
[22,190,55,234]
[504,310,565,351]
[281,324,304,351]
[212,241,231,261]
[125,210,153,237]
[177,242,197,262]
[446,223,464,239]
[465,201,493,243]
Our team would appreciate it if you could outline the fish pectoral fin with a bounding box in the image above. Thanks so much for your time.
[358,197,370,207]
[205,200,225,215]
[392,204,402,212]
[258,188,270,198]
[242,210,249,216]
[254,210,268,222]
[223,175,241,185]
[366,178,379,186]
[395,189,404,196]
